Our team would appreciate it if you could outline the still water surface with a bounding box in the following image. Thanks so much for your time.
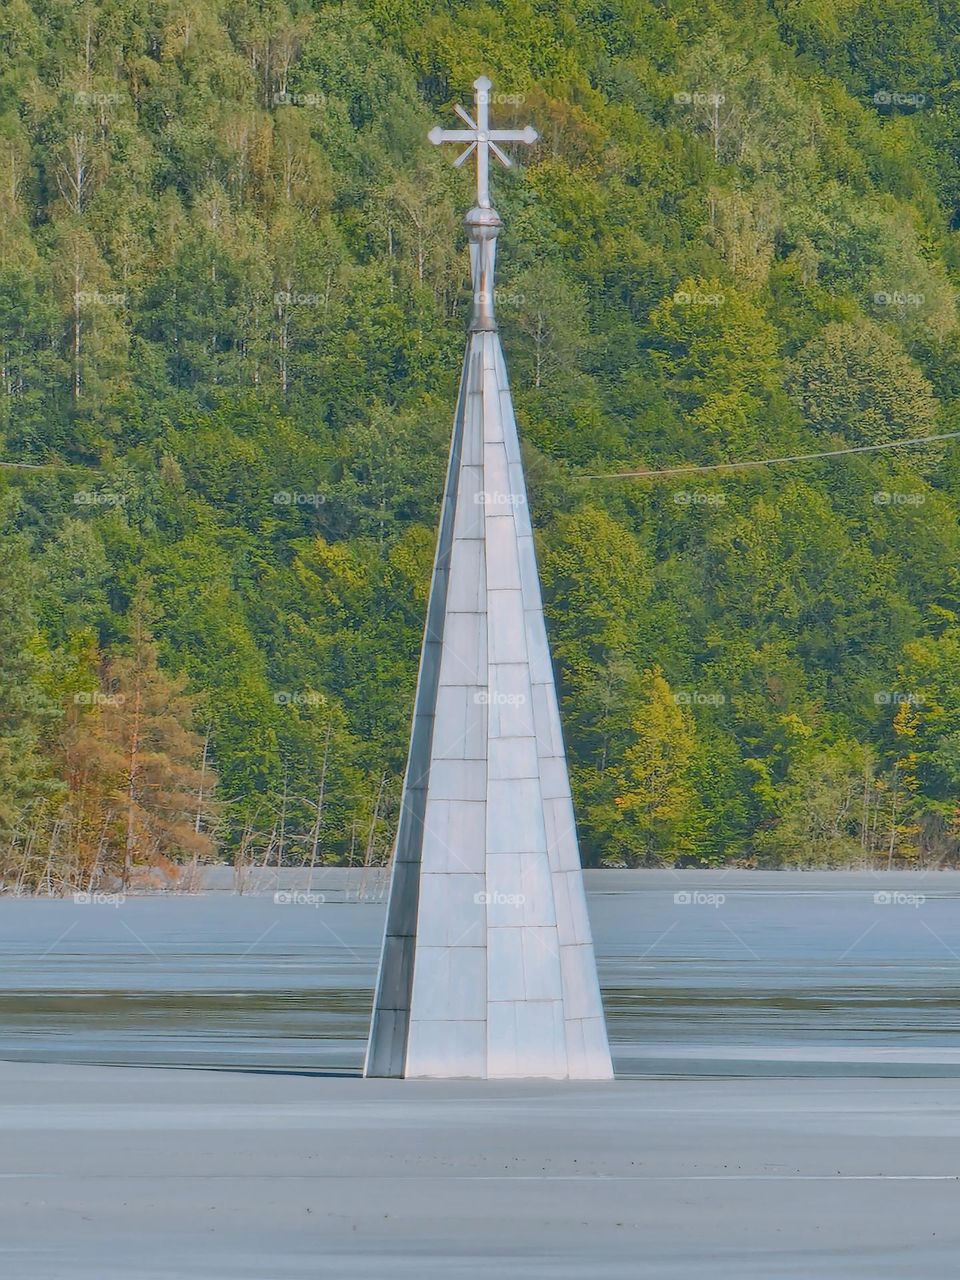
[1,870,958,1075]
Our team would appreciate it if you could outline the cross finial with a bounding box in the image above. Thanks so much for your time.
[428,76,537,210]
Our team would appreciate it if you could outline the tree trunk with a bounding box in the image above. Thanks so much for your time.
[306,723,331,894]
[124,682,142,889]
[887,767,900,869]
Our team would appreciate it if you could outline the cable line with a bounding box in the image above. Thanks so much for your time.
[578,429,960,481]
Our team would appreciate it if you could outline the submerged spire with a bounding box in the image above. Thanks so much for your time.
[365,79,612,1080]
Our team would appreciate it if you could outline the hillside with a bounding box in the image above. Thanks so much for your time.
[3,0,960,884]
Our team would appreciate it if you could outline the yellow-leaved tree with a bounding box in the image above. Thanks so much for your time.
[610,666,700,866]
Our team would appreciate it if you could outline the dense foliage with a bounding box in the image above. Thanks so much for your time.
[3,0,960,885]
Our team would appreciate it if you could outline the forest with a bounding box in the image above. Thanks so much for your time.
[3,0,960,888]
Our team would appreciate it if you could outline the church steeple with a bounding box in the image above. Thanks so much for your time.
[365,79,612,1080]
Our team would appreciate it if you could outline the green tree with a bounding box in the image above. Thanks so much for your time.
[0,533,60,840]
[787,321,939,446]
[608,666,701,866]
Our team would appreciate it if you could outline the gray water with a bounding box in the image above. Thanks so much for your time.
[1,870,959,1075]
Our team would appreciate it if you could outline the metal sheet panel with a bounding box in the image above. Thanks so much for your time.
[416,871,486,947]
[486,778,546,854]
[487,589,527,665]
[560,943,606,1019]
[409,943,486,1022]
[485,514,523,591]
[439,612,485,687]
[487,1000,567,1078]
[488,736,540,781]
[405,1018,486,1077]
[428,759,487,803]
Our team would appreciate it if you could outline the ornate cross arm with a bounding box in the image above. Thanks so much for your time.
[428,75,538,209]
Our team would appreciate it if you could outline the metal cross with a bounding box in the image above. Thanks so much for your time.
[428,76,538,210]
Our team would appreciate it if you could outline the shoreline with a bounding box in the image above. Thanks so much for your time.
[4,864,960,900]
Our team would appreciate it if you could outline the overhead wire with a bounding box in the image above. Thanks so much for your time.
[577,430,960,481]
